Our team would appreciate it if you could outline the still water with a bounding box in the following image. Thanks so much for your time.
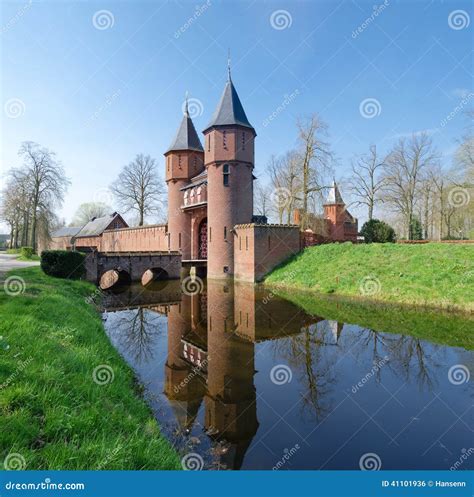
[102,280,473,470]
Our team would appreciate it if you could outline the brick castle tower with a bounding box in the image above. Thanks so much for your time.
[164,99,205,259]
[203,68,256,279]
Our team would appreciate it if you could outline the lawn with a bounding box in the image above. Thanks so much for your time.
[266,242,474,312]
[0,267,181,470]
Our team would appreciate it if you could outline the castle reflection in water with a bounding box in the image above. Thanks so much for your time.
[102,279,336,470]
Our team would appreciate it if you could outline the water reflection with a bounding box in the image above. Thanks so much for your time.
[103,280,473,470]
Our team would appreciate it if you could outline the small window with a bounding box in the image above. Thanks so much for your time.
[224,226,227,240]
[268,235,271,250]
[223,130,227,149]
[242,132,245,150]
[223,266,229,273]
[223,164,230,187]
[209,227,212,242]
[246,236,248,251]
[167,157,170,172]
[178,154,182,168]
[178,233,181,249]
[193,156,197,170]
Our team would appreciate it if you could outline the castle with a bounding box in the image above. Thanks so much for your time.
[49,70,358,282]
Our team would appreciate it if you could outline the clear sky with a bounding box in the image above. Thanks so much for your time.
[1,0,472,230]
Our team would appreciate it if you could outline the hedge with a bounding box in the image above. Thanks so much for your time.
[40,250,86,279]
[20,246,35,258]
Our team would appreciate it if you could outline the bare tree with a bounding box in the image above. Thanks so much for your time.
[3,142,69,251]
[110,154,164,226]
[71,202,112,226]
[296,114,333,229]
[254,180,271,218]
[382,134,439,239]
[349,145,386,220]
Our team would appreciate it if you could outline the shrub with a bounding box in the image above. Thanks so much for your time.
[41,250,86,279]
[20,246,35,259]
[360,219,396,243]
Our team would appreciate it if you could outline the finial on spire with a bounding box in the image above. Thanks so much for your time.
[184,91,189,116]
[227,48,231,82]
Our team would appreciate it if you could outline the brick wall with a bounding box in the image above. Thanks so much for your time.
[234,224,301,282]
[100,225,169,252]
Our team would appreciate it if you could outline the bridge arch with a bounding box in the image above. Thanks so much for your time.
[141,267,170,286]
[99,268,131,290]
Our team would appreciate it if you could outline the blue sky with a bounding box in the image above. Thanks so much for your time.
[1,0,472,228]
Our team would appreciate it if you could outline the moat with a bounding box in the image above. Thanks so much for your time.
[102,280,473,471]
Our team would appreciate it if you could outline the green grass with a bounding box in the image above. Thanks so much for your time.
[272,288,474,350]
[266,242,474,312]
[0,267,181,470]
[17,254,40,261]
[6,248,21,254]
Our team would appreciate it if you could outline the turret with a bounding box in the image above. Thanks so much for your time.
[323,181,347,241]
[204,69,256,278]
[164,99,204,258]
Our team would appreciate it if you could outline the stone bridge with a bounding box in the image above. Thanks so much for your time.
[84,251,182,288]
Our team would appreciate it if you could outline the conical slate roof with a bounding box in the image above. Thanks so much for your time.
[325,181,344,205]
[204,78,255,133]
[166,107,204,154]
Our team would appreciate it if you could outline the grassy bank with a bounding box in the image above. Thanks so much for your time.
[266,243,474,312]
[272,288,474,350]
[0,267,181,470]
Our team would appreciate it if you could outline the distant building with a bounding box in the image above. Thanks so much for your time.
[293,181,358,244]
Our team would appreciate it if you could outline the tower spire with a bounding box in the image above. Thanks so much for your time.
[184,91,189,116]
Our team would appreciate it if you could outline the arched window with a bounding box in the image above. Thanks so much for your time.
[223,164,230,187]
